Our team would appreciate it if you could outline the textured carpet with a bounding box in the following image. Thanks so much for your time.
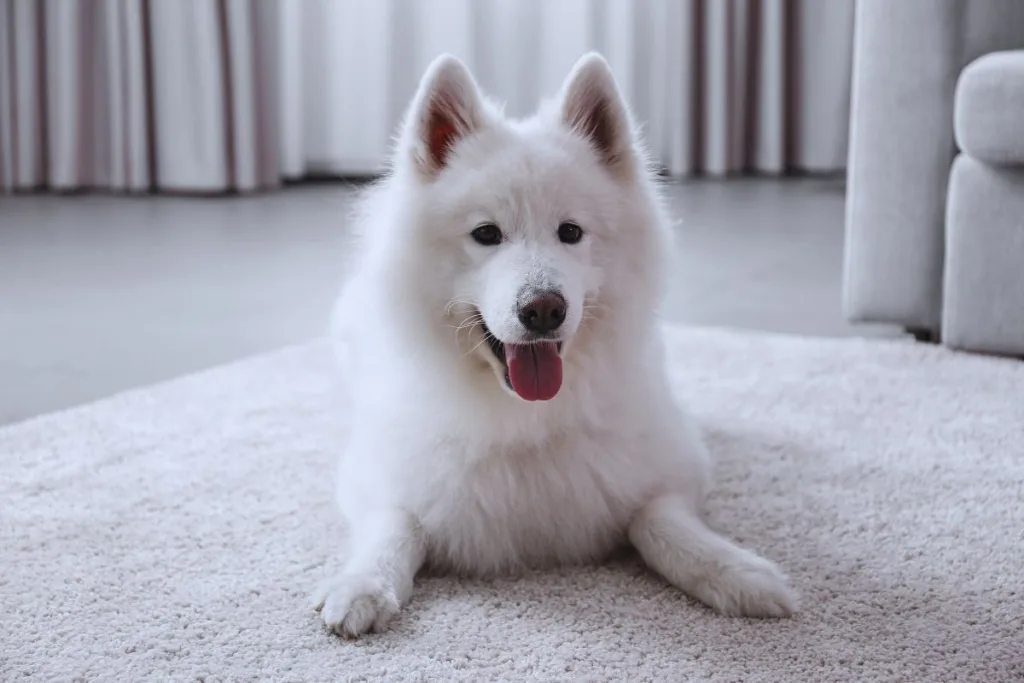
[2,326,1023,683]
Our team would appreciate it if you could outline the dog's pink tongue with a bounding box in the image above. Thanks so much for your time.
[506,342,562,401]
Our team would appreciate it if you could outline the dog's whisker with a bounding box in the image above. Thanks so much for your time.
[445,298,478,316]
[446,317,482,332]
[463,336,488,358]
[456,314,483,326]
[447,312,487,350]
[453,318,483,336]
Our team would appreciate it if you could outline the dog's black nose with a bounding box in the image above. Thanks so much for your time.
[518,291,567,334]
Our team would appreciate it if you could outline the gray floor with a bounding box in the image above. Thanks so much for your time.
[0,177,900,426]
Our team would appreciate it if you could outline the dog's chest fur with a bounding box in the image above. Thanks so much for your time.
[408,430,658,574]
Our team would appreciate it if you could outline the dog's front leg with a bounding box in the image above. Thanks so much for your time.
[313,508,425,638]
[629,495,798,618]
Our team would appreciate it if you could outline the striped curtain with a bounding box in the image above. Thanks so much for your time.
[0,0,855,194]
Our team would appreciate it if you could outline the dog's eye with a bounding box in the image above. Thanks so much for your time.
[471,223,503,246]
[557,221,584,245]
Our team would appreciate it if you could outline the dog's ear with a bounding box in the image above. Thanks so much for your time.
[406,54,485,178]
[559,53,637,173]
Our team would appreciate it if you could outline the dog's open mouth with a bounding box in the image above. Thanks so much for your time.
[480,320,564,402]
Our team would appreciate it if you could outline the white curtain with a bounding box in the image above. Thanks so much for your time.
[0,0,282,193]
[0,0,855,193]
[289,0,855,178]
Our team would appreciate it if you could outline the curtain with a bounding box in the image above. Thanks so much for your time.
[0,0,280,193]
[0,0,855,194]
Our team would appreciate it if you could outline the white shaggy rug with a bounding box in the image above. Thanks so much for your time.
[2,326,1023,683]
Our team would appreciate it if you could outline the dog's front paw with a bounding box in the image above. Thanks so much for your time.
[312,573,400,638]
[702,551,798,618]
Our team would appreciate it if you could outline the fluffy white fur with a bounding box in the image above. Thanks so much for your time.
[315,53,798,638]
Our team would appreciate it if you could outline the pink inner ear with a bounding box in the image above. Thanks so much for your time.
[428,112,459,168]
[568,94,616,162]
[584,101,614,157]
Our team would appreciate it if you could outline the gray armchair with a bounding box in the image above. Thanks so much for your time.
[843,0,1024,357]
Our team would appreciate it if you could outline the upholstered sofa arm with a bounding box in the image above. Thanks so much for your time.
[842,0,965,334]
[842,0,1024,337]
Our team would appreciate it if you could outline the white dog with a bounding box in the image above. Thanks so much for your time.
[315,52,797,637]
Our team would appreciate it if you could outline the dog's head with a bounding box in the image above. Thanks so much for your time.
[391,53,665,403]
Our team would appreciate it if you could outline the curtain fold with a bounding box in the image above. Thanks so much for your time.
[0,0,855,193]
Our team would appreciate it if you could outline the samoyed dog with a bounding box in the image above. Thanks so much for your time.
[315,52,797,637]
